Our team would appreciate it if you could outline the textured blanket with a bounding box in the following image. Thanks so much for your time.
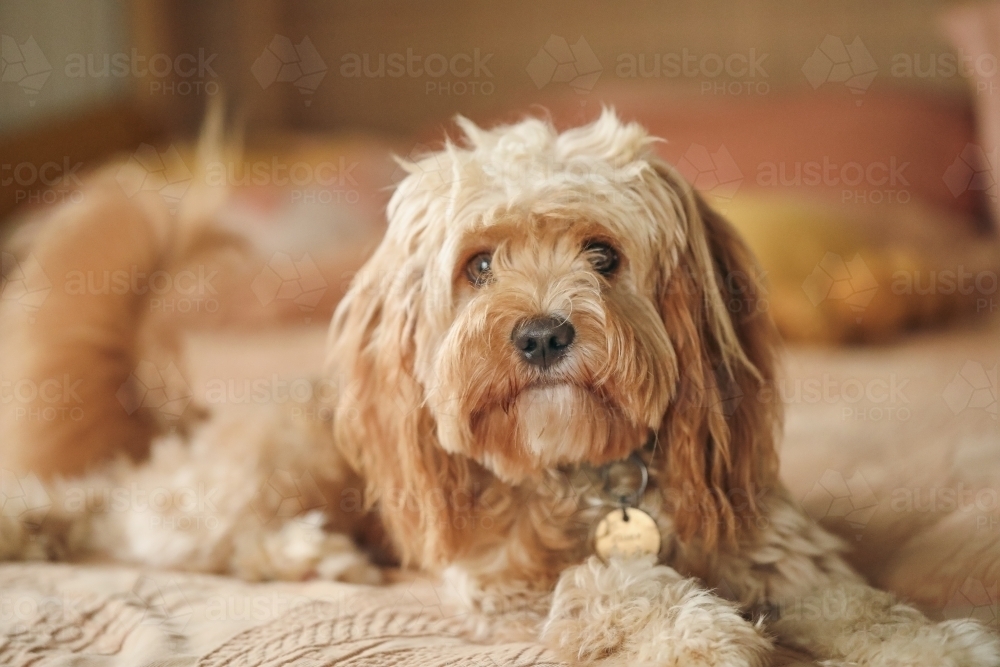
[1,321,997,666]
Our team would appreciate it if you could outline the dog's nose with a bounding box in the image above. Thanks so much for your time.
[511,316,575,368]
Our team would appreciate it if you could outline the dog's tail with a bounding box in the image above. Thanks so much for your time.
[0,101,242,478]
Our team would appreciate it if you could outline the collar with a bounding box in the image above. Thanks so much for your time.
[596,453,649,508]
[586,434,656,508]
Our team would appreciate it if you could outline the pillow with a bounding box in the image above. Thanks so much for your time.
[723,192,999,343]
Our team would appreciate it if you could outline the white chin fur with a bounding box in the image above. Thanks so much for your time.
[518,385,601,466]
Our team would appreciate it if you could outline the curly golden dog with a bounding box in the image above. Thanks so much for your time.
[1,111,996,666]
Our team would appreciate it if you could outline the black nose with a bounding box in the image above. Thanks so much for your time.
[511,316,575,368]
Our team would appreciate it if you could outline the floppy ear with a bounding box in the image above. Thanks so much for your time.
[325,244,475,568]
[652,163,781,549]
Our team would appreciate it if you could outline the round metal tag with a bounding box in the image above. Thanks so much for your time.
[594,507,661,560]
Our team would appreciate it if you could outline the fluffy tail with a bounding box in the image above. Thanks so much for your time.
[0,102,241,478]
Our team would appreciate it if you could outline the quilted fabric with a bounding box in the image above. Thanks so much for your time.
[1,321,996,666]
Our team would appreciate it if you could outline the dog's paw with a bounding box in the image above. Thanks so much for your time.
[313,546,383,584]
[231,510,382,583]
[771,582,1000,667]
[542,556,771,666]
[830,617,1000,667]
[935,619,1000,667]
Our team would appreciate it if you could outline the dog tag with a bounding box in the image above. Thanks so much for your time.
[594,507,661,559]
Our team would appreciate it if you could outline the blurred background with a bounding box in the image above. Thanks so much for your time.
[1,0,999,635]
[3,0,1000,343]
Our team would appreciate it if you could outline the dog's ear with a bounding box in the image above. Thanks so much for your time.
[326,244,474,568]
[652,162,781,549]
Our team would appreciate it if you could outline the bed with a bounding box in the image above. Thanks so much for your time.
[2,317,996,666]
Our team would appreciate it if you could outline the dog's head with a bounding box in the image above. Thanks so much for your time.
[327,110,779,566]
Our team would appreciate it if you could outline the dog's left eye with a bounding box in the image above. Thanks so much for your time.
[465,252,493,286]
[583,241,619,275]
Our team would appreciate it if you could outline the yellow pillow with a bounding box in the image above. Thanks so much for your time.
[721,193,999,344]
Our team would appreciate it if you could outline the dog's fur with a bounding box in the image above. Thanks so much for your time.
[1,111,997,666]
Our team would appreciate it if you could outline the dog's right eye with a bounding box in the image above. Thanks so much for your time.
[465,252,493,286]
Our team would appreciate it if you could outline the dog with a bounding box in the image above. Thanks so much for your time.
[1,110,997,666]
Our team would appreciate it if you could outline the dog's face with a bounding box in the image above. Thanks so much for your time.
[425,172,679,483]
[328,111,778,565]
